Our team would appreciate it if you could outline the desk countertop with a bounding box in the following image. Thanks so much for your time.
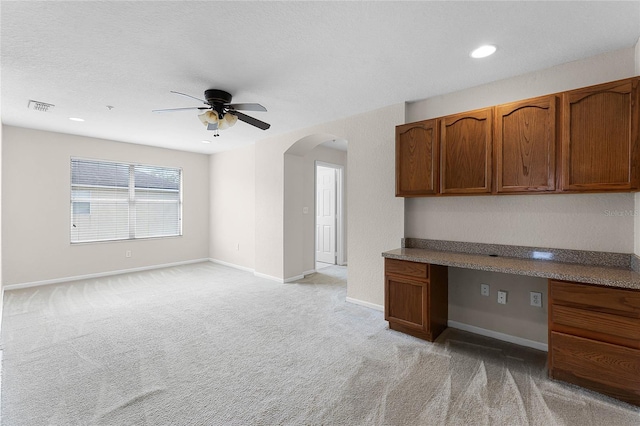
[382,247,640,291]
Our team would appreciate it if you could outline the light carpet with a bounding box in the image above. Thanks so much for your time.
[2,262,639,425]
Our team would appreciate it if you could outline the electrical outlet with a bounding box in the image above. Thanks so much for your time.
[497,290,508,304]
[480,283,490,297]
[125,250,131,258]
[303,207,309,214]
[236,243,240,251]
[530,291,542,307]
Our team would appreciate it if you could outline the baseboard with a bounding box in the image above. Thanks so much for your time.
[208,258,255,273]
[3,258,210,291]
[0,286,4,339]
[253,270,315,284]
[253,272,285,283]
[346,297,384,312]
[284,274,305,283]
[447,320,548,352]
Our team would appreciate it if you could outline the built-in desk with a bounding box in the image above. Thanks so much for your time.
[383,247,640,290]
[382,241,640,406]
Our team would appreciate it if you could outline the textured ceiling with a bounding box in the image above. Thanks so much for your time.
[1,1,639,154]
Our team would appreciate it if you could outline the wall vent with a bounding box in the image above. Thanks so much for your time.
[28,100,55,112]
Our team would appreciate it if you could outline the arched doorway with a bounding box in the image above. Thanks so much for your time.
[283,134,348,280]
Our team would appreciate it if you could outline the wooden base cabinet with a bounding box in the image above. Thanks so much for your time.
[549,280,640,406]
[384,259,448,341]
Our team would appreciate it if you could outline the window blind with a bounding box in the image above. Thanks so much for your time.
[71,158,182,243]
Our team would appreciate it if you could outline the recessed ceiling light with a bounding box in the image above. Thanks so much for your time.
[69,117,85,122]
[470,45,497,59]
[201,140,212,144]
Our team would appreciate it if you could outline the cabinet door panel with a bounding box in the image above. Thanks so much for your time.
[396,120,438,196]
[495,96,557,192]
[385,276,427,331]
[561,78,640,191]
[440,108,492,194]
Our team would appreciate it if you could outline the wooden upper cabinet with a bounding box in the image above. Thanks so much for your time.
[440,108,492,194]
[494,95,558,193]
[396,119,438,196]
[561,78,640,191]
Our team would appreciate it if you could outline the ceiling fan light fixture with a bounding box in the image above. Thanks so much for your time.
[224,112,238,128]
[218,116,230,130]
[198,110,217,127]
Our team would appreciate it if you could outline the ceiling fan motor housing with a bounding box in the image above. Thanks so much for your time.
[205,89,232,105]
[204,89,232,119]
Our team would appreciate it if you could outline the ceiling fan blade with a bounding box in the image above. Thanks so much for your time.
[233,111,271,130]
[226,103,267,112]
[170,90,207,104]
[152,106,209,113]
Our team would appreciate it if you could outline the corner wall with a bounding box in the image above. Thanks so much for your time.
[2,126,210,285]
[248,104,403,305]
[209,144,256,270]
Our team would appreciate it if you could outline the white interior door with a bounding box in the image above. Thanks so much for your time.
[316,166,336,264]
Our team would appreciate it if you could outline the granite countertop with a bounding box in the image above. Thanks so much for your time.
[382,247,640,290]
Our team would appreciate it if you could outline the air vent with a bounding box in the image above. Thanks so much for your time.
[28,100,55,112]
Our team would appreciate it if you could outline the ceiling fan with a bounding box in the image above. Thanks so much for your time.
[152,89,270,136]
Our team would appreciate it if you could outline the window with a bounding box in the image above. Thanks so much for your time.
[71,158,182,243]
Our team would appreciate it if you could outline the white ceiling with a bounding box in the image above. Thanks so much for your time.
[2,1,639,154]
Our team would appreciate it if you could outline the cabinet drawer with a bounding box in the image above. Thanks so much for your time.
[550,280,640,318]
[551,304,640,347]
[385,259,428,280]
[550,332,640,405]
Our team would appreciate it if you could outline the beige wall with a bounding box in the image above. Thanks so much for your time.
[448,268,548,344]
[248,104,404,305]
[2,126,210,285]
[407,193,635,253]
[209,144,256,270]
[636,195,640,256]
[405,47,638,345]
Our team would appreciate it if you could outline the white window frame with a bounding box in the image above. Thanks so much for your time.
[70,157,183,244]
